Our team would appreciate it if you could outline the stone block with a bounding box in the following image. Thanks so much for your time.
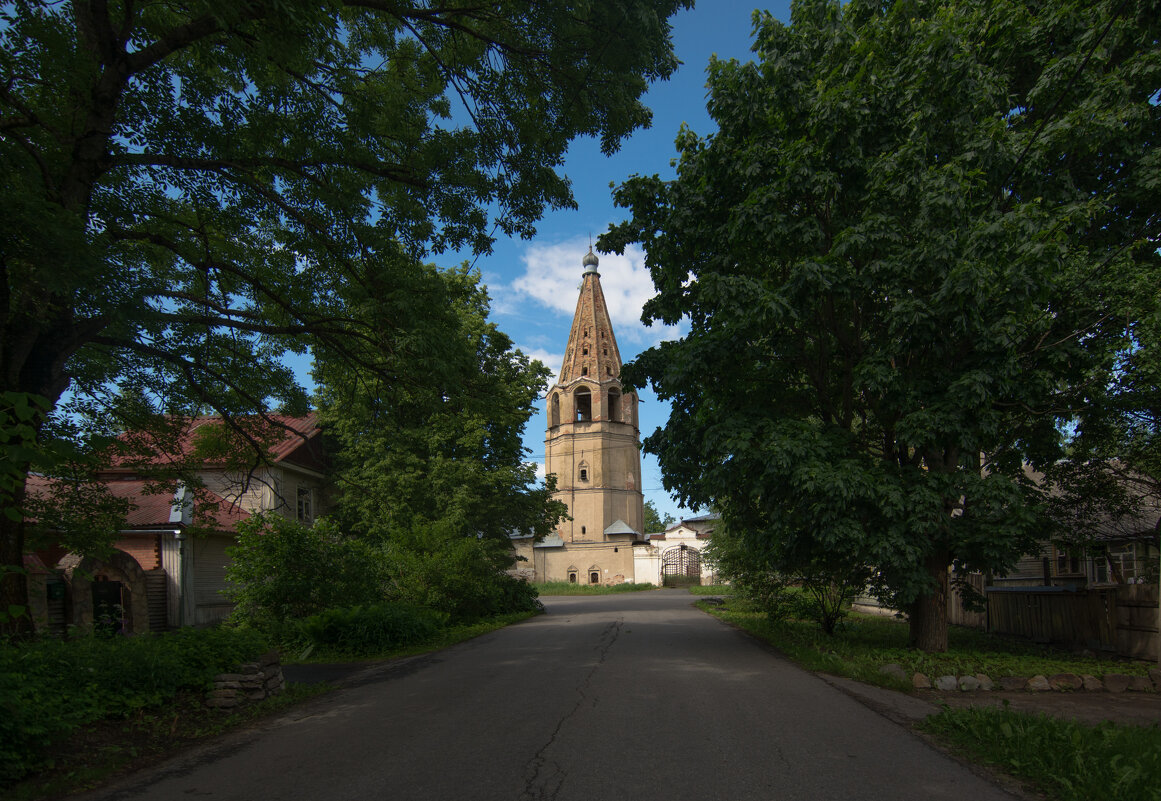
[974,674,993,691]
[1103,673,1131,693]
[246,689,267,701]
[1049,673,1082,691]
[1026,675,1051,691]
[879,663,908,682]
[1149,668,1161,691]
[238,677,265,689]
[265,676,284,690]
[1130,675,1154,692]
[205,697,240,709]
[267,684,284,696]
[998,676,1028,691]
[240,663,262,674]
[959,676,981,691]
[206,688,239,699]
[215,673,246,682]
[1081,674,1103,691]
[912,672,932,690]
[935,675,958,691]
[259,650,281,667]
[214,680,242,690]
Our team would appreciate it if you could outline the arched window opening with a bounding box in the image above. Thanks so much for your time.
[608,389,621,422]
[582,346,588,355]
[582,366,588,376]
[578,460,589,482]
[550,393,560,428]
[569,572,577,583]
[590,571,600,584]
[606,366,612,376]
[581,525,586,535]
[574,387,591,421]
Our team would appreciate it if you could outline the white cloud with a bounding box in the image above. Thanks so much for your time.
[520,347,563,389]
[511,235,682,346]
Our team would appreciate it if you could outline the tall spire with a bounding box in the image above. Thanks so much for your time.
[559,247,621,385]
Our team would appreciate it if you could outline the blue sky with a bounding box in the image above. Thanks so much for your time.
[426,1,794,525]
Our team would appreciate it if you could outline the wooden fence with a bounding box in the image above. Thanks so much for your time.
[986,584,1158,660]
[948,573,987,630]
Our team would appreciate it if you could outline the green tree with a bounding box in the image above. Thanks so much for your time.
[0,0,688,632]
[314,257,567,547]
[643,499,674,534]
[605,0,1160,651]
[225,513,384,631]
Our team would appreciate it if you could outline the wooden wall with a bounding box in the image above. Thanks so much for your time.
[987,585,1159,660]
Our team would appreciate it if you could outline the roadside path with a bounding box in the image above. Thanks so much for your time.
[80,590,1021,801]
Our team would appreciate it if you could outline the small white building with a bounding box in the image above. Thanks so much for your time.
[634,513,719,586]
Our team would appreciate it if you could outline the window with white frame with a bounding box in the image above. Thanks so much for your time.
[296,486,314,523]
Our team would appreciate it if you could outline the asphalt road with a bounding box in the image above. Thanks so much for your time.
[82,590,1019,801]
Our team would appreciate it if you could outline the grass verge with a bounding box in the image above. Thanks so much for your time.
[920,704,1161,801]
[536,581,657,596]
[290,610,541,662]
[698,597,1148,691]
[5,683,332,801]
[687,584,736,596]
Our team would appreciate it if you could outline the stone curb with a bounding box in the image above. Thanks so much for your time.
[885,663,1161,694]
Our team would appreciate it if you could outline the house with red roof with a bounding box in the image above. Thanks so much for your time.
[25,414,328,634]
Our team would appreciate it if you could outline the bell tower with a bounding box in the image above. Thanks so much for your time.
[544,247,644,542]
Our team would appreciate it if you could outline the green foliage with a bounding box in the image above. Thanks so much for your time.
[299,603,446,657]
[686,584,737,596]
[922,705,1161,801]
[701,599,1148,691]
[604,0,1161,651]
[382,525,543,623]
[705,525,865,633]
[0,627,268,786]
[226,514,385,630]
[0,0,687,631]
[536,581,657,596]
[316,263,567,548]
[643,500,675,534]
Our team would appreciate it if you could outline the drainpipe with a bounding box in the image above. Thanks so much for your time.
[169,483,192,628]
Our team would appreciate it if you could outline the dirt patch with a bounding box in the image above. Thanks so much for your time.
[921,687,1161,727]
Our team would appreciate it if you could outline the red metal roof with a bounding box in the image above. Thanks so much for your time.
[108,414,320,472]
[25,474,249,532]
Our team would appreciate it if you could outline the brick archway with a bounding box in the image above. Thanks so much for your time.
[59,549,151,634]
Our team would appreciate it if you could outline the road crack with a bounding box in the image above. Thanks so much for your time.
[520,619,622,801]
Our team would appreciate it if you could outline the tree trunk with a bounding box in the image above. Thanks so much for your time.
[908,550,949,652]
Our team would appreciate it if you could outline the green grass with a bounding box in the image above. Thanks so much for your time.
[535,581,658,596]
[687,584,736,596]
[698,597,1148,691]
[288,610,540,662]
[920,704,1161,801]
[5,683,332,801]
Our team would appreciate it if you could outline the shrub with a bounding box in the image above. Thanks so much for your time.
[226,513,385,628]
[0,626,269,786]
[383,526,542,623]
[300,603,446,655]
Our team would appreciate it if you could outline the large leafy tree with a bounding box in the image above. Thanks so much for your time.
[0,0,688,632]
[314,254,566,547]
[605,0,1160,651]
